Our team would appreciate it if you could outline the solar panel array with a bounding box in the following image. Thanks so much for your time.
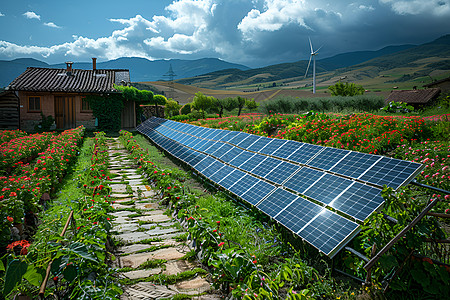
[137,117,423,258]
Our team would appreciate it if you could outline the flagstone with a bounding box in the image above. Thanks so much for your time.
[163,260,194,276]
[136,214,171,223]
[117,244,153,255]
[122,268,162,279]
[116,231,152,244]
[172,277,211,295]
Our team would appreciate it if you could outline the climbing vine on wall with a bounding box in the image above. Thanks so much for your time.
[85,94,124,131]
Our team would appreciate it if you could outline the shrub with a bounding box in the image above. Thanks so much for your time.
[180,103,192,115]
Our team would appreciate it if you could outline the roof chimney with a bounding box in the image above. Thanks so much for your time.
[65,61,73,76]
[92,57,97,71]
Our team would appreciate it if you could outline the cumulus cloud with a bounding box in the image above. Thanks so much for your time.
[379,0,450,16]
[23,11,41,20]
[44,22,61,29]
[1,0,450,67]
[0,12,5,17]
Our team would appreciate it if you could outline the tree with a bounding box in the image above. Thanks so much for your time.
[153,94,167,117]
[245,99,259,111]
[180,103,192,115]
[165,100,182,117]
[223,97,238,113]
[328,81,365,96]
[192,92,214,119]
[236,96,246,116]
[214,98,230,118]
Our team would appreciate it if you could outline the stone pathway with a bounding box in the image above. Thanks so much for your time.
[107,138,219,300]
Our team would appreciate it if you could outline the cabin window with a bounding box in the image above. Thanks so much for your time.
[28,96,41,112]
[81,98,92,112]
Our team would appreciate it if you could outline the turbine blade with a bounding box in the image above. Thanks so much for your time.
[309,37,313,54]
[314,45,324,54]
[304,55,312,78]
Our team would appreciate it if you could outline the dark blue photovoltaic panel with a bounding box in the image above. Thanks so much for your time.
[259,139,287,155]
[210,143,234,158]
[303,174,351,206]
[172,145,189,159]
[329,182,384,222]
[204,142,225,155]
[185,136,203,148]
[271,140,305,160]
[220,131,241,142]
[218,169,247,190]
[190,139,208,151]
[195,156,216,173]
[359,156,423,190]
[201,160,225,178]
[298,210,360,257]
[175,147,191,161]
[239,153,265,172]
[257,188,298,217]
[210,164,235,183]
[287,143,323,164]
[240,180,276,206]
[228,151,255,167]
[247,136,272,152]
[184,150,207,166]
[329,151,380,180]
[284,167,325,194]
[251,156,282,180]
[196,140,217,152]
[309,147,351,171]
[220,147,244,163]
[228,173,261,197]
[237,135,261,149]
[265,161,301,185]
[274,197,323,234]
[227,132,250,145]
[202,129,222,140]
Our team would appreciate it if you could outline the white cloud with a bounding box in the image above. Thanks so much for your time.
[0,12,5,17]
[238,0,311,37]
[23,11,41,20]
[359,5,375,11]
[44,22,61,29]
[379,0,450,16]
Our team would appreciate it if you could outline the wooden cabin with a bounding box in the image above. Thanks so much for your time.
[4,59,135,131]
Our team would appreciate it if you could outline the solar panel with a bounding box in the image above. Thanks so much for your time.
[359,156,423,190]
[239,153,266,173]
[240,180,276,206]
[303,174,351,207]
[274,196,324,234]
[257,188,299,218]
[228,151,256,167]
[210,164,235,183]
[287,143,324,164]
[259,138,287,155]
[218,169,248,190]
[210,143,234,158]
[137,117,423,258]
[247,136,272,152]
[329,182,384,222]
[298,209,360,258]
[236,135,261,149]
[195,156,216,173]
[220,147,244,163]
[226,132,250,145]
[328,151,380,180]
[266,161,301,185]
[308,147,351,170]
[284,167,325,194]
[250,156,282,180]
[271,140,305,160]
[227,173,261,197]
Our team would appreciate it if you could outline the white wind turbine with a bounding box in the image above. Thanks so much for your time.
[304,38,322,94]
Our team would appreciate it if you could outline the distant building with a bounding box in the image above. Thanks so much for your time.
[423,76,450,94]
[384,88,441,109]
[3,59,134,131]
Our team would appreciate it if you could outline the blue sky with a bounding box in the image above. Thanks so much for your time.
[0,0,449,67]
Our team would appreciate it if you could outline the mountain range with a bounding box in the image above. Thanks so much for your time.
[1,34,449,89]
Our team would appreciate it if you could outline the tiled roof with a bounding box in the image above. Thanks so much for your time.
[385,88,441,104]
[6,67,130,93]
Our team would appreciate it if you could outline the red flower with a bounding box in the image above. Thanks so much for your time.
[7,216,13,222]
[218,242,225,247]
